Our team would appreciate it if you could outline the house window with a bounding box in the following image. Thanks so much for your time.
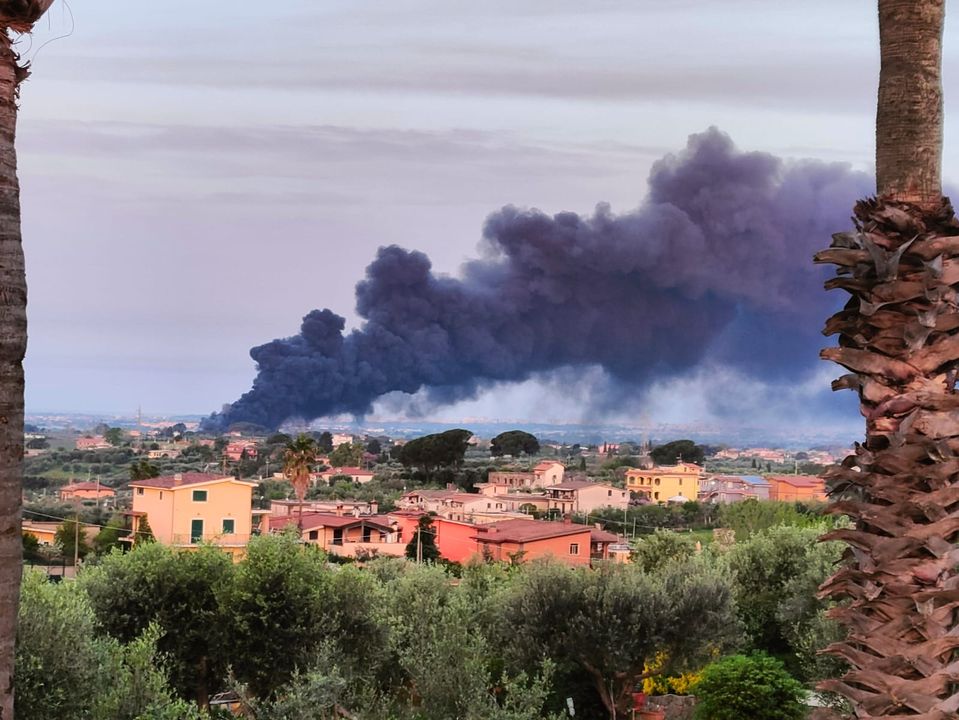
[679,479,683,485]
[362,526,372,543]
[607,489,612,496]
[222,518,235,534]
[159,491,163,499]
[136,488,144,495]
[308,530,318,541]
[569,543,579,555]
[192,490,207,502]
[190,519,203,544]
[654,492,660,500]
[332,528,343,546]
[655,478,660,486]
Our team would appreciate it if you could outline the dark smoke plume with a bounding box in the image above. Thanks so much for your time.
[207,128,871,430]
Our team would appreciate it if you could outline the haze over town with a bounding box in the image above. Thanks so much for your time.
[19,1,959,434]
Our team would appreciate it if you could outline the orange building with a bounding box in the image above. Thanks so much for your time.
[59,482,116,503]
[767,475,827,502]
[390,512,620,566]
[128,472,257,558]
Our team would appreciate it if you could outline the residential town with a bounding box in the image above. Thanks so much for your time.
[21,423,831,569]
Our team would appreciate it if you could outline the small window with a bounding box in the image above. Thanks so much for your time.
[607,489,612,496]
[569,543,579,555]
[136,488,144,495]
[222,518,235,534]
[679,478,683,485]
[654,478,660,486]
[159,491,163,499]
[192,490,207,502]
[308,530,318,540]
[654,492,660,500]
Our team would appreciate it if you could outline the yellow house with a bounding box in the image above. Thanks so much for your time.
[625,463,702,504]
[128,472,257,559]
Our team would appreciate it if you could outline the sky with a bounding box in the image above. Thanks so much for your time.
[18,1,959,428]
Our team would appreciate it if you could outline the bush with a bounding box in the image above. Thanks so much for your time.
[692,654,806,720]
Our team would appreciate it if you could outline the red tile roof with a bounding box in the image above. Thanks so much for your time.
[129,472,241,489]
[768,475,824,488]
[272,512,394,532]
[473,518,589,544]
[590,528,621,544]
[321,466,373,475]
[534,461,562,472]
[62,481,114,492]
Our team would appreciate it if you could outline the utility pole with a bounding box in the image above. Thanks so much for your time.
[416,526,422,563]
[95,475,101,512]
[73,517,79,568]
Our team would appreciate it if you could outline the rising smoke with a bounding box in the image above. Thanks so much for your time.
[207,128,871,430]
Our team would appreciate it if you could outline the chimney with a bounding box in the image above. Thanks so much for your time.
[335,503,344,517]
[173,473,183,486]
[370,501,379,514]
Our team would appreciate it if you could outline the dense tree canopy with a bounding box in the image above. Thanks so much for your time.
[650,439,705,465]
[489,430,540,457]
[397,429,472,473]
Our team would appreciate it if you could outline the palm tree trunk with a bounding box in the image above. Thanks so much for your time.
[0,29,24,720]
[817,1,959,717]
[0,4,52,718]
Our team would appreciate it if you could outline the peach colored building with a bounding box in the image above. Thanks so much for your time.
[224,441,257,462]
[268,512,404,558]
[544,481,628,515]
[314,466,374,484]
[76,436,111,450]
[59,482,116,503]
[626,463,702,504]
[128,472,257,558]
[768,475,827,502]
[22,521,98,546]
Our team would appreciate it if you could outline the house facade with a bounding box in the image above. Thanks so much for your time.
[268,512,404,558]
[59,482,116,503]
[544,481,628,515]
[768,475,827,502]
[314,466,374,484]
[699,475,772,503]
[128,472,257,558]
[625,463,702,503]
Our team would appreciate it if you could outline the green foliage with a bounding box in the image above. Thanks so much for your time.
[80,543,234,703]
[136,515,156,543]
[94,514,128,555]
[495,560,739,717]
[405,514,441,562]
[692,654,806,720]
[725,525,841,674]
[489,430,540,457]
[131,458,161,481]
[718,500,827,538]
[315,431,334,453]
[650,439,705,465]
[21,531,41,562]
[397,429,472,473]
[631,529,697,572]
[104,427,126,446]
[239,654,348,720]
[55,516,91,562]
[221,534,332,697]
[328,442,364,467]
[16,571,186,720]
[283,433,317,503]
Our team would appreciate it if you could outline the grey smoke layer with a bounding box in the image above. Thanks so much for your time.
[208,128,871,430]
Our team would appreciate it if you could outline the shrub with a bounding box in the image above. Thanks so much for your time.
[692,654,806,720]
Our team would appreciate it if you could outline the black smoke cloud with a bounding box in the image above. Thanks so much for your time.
[208,128,871,430]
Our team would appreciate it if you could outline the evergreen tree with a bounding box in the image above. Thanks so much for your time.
[405,515,441,562]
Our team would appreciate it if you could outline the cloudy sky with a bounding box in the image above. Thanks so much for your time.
[18,1,959,427]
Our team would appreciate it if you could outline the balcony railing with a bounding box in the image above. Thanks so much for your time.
[168,533,253,547]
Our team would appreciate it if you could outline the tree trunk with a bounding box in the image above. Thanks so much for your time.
[0,4,52,718]
[876,0,944,208]
[817,1,959,718]
[0,28,23,718]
